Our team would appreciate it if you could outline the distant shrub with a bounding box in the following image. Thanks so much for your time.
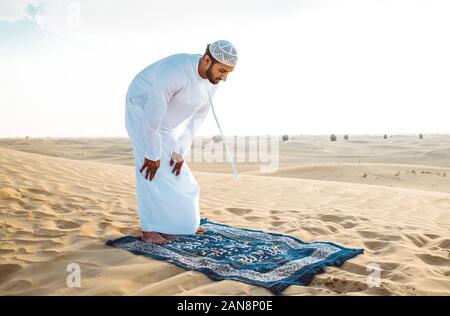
[282,135,289,142]
[330,134,337,141]
[344,134,349,140]
[419,134,423,139]
[383,134,388,139]
[212,135,222,143]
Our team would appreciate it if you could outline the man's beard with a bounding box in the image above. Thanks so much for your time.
[206,64,219,85]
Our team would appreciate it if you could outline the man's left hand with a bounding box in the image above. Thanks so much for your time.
[170,152,184,176]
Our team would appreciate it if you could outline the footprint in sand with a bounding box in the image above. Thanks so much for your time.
[423,234,440,240]
[318,214,354,223]
[109,211,129,216]
[49,203,73,214]
[317,276,369,294]
[14,239,63,248]
[55,219,81,230]
[318,214,358,229]
[12,210,30,216]
[270,220,285,227]
[33,228,67,238]
[0,263,23,284]
[387,271,409,282]
[340,220,358,229]
[415,253,449,267]
[338,261,369,276]
[436,239,449,249]
[357,230,401,242]
[65,202,84,210]
[29,210,56,219]
[402,233,430,248]
[325,224,340,233]
[380,261,402,271]
[1,279,32,292]
[302,226,330,236]
[243,215,263,222]
[23,204,38,210]
[23,188,53,197]
[363,240,390,251]
[98,220,112,230]
[270,210,283,215]
[357,230,378,239]
[225,208,254,216]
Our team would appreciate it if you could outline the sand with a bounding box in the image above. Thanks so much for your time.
[0,135,449,295]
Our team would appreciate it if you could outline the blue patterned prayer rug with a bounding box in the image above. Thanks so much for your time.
[106,218,364,294]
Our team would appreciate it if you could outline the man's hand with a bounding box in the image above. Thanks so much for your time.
[140,158,160,181]
[170,152,184,176]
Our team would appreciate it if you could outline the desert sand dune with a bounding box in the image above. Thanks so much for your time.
[0,136,449,295]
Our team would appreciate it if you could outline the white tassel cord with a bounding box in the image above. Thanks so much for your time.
[208,92,239,179]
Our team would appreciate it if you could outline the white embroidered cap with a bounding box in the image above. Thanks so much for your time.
[208,40,238,67]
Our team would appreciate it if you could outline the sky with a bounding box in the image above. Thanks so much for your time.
[0,0,449,138]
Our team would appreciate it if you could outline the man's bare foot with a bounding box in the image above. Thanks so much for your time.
[141,231,170,245]
[196,227,206,234]
[151,227,205,240]
[160,233,175,239]
[161,229,204,238]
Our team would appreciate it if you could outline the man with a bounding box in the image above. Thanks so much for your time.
[125,40,238,244]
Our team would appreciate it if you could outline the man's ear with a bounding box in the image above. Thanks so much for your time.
[203,55,212,65]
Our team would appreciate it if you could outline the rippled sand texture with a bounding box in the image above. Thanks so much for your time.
[0,135,449,295]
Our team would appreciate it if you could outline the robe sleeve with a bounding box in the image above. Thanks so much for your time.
[141,66,184,161]
[172,103,210,157]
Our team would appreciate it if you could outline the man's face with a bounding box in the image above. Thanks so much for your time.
[206,61,234,85]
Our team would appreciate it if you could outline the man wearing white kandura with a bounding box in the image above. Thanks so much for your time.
[125,40,238,244]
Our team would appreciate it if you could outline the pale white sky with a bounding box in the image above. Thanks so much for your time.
[0,0,449,137]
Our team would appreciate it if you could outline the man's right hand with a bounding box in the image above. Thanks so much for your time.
[140,158,160,181]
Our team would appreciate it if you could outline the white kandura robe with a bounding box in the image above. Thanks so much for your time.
[125,53,220,234]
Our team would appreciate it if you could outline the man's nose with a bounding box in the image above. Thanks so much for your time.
[222,73,228,81]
